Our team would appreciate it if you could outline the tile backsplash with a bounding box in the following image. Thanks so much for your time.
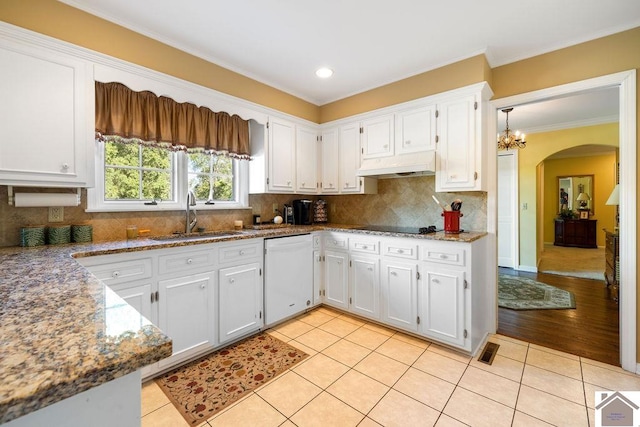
[0,176,486,247]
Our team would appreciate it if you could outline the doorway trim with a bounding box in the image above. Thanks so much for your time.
[497,150,519,269]
[487,70,637,372]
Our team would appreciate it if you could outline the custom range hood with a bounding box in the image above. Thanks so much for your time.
[356,150,436,178]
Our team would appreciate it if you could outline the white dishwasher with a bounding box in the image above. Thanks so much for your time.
[264,233,313,326]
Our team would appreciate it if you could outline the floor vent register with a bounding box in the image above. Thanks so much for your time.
[477,342,500,365]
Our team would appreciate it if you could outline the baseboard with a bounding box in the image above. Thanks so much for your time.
[517,265,538,273]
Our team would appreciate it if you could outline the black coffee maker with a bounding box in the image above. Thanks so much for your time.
[292,199,313,225]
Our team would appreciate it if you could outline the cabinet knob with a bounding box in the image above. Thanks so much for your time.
[390,271,398,276]
[337,260,342,264]
[200,284,206,289]
[229,278,235,284]
[362,245,368,249]
[239,250,245,255]
[397,249,404,254]
[287,181,291,186]
[112,271,120,278]
[330,183,334,188]
[405,140,411,145]
[432,278,440,283]
[439,254,448,259]
[187,258,193,264]
[383,144,388,148]
[367,266,373,271]
[344,182,349,188]
[302,182,305,187]
[61,163,69,171]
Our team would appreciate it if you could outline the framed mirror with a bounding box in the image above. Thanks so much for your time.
[558,175,594,215]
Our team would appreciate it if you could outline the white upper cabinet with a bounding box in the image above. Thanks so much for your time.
[435,83,492,192]
[320,127,339,193]
[361,114,394,159]
[395,105,436,154]
[339,122,377,194]
[267,117,296,192]
[0,35,94,187]
[295,125,318,193]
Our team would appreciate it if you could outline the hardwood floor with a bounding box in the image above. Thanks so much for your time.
[498,267,620,366]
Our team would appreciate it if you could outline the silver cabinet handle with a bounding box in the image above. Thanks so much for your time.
[362,245,368,250]
[287,181,291,187]
[390,271,397,276]
[405,140,411,145]
[367,266,373,271]
[200,284,205,289]
[397,249,404,254]
[230,278,235,283]
[439,254,448,259]
[187,258,193,264]
[112,271,120,278]
[432,278,440,283]
[62,163,69,171]
[333,240,338,245]
[239,250,245,255]
[337,260,342,264]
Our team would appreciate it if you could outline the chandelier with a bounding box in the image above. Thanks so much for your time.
[497,107,526,150]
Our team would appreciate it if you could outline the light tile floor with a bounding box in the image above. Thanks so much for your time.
[141,306,640,427]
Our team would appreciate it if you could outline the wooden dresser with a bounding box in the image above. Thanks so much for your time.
[554,219,597,248]
[605,230,619,300]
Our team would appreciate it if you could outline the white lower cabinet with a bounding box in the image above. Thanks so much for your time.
[324,249,349,310]
[219,263,262,344]
[158,272,216,369]
[418,266,465,347]
[349,255,380,320]
[381,260,418,331]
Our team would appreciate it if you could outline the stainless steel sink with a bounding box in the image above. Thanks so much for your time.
[150,230,244,241]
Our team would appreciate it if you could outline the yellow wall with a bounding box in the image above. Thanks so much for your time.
[518,124,619,267]
[543,153,618,246]
[0,0,321,123]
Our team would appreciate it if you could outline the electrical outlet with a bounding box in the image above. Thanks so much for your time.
[49,207,64,222]
[272,203,279,214]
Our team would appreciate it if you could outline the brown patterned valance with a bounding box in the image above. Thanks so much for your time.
[95,82,250,159]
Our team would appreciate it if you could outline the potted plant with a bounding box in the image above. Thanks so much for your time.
[559,208,576,219]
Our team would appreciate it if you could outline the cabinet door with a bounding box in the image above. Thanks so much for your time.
[339,122,362,193]
[158,272,216,368]
[436,94,478,191]
[109,282,155,325]
[0,39,93,187]
[296,125,318,193]
[395,106,436,154]
[324,250,349,309]
[381,260,418,331]
[268,117,295,192]
[321,127,340,193]
[419,266,465,347]
[219,263,262,344]
[361,114,394,159]
[313,250,324,306]
[349,255,380,320]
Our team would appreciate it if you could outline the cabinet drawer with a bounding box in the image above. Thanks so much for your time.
[421,244,466,266]
[158,248,216,276]
[383,241,418,259]
[325,234,349,251]
[86,258,153,286]
[218,241,262,265]
[349,238,379,254]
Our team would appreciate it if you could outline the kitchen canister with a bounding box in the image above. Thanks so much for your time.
[313,199,328,223]
[71,224,93,243]
[442,211,463,234]
[47,224,71,245]
[20,226,46,247]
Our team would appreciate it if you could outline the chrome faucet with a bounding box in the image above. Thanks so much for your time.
[186,190,197,234]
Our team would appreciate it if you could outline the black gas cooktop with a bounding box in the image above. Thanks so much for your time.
[356,225,440,234]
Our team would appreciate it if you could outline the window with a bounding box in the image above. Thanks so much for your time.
[188,152,234,202]
[87,141,249,212]
[104,142,174,201]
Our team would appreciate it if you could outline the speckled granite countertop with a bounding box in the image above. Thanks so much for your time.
[0,223,485,423]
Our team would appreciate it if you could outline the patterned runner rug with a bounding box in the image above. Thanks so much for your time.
[155,332,308,425]
[498,274,576,310]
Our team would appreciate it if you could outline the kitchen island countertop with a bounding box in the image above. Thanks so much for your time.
[0,223,486,423]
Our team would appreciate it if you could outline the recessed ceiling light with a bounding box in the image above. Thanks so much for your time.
[315,67,334,78]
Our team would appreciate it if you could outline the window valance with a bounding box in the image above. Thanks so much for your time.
[95,82,250,159]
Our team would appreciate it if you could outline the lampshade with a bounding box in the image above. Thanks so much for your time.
[606,184,620,205]
[576,193,591,201]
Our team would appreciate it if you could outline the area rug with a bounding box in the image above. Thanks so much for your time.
[539,269,605,281]
[155,332,308,425]
[498,274,576,310]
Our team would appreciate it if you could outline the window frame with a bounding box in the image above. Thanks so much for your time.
[86,141,249,212]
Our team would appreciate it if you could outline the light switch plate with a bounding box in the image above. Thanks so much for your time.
[49,207,64,222]
[272,203,278,214]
